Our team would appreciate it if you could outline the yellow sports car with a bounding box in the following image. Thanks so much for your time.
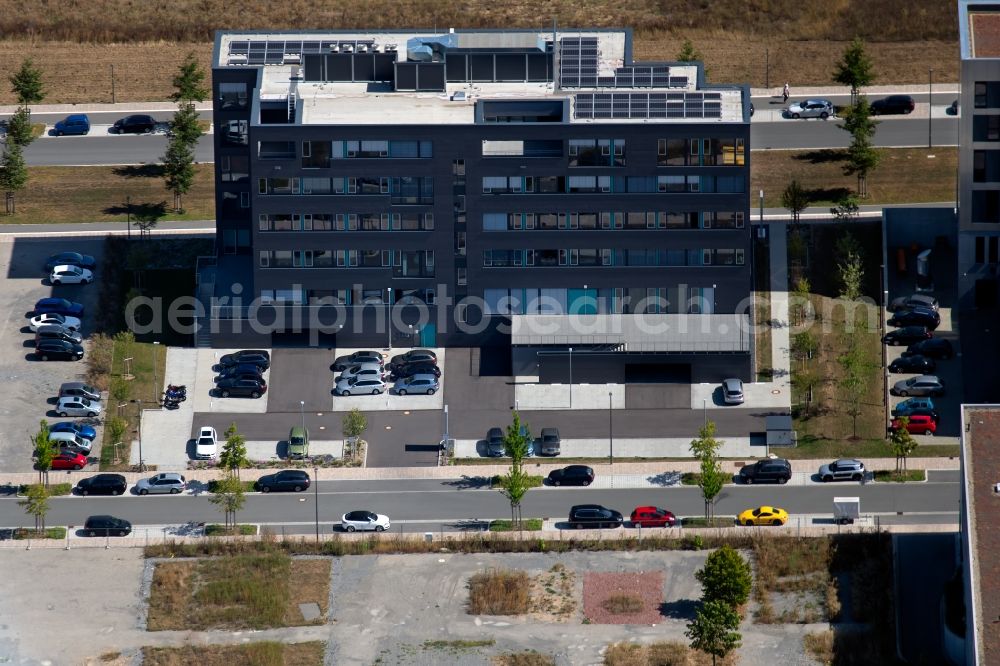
[737,505,789,526]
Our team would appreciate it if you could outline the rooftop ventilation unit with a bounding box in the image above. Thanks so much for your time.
[341,44,354,53]
[228,54,248,65]
[451,91,467,102]
[357,43,368,53]
[283,53,301,64]
[385,43,398,52]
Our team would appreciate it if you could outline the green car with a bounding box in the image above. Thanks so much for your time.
[288,426,309,459]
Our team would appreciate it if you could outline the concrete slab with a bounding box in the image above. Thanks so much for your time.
[329,347,445,412]
[192,347,270,414]
[689,381,790,409]
[244,438,344,462]
[513,382,625,410]
[454,436,756,458]
[133,347,196,470]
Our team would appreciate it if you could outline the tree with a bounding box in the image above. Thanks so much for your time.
[171,52,208,103]
[791,331,818,361]
[840,96,879,141]
[843,133,881,198]
[5,107,35,147]
[790,277,812,326]
[690,421,725,521]
[0,141,28,215]
[696,545,753,607]
[219,422,249,479]
[498,411,534,528]
[110,376,132,408]
[342,408,368,439]
[170,101,204,147]
[792,364,822,413]
[686,600,742,666]
[18,483,50,535]
[838,250,865,302]
[503,410,533,462]
[677,39,702,63]
[208,474,246,531]
[31,420,54,486]
[830,193,861,223]
[106,417,128,464]
[832,37,875,105]
[838,346,870,439]
[781,179,810,225]
[162,135,195,213]
[889,417,919,473]
[9,58,45,109]
[496,465,530,529]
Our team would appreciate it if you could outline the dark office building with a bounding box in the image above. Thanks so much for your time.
[206,28,753,382]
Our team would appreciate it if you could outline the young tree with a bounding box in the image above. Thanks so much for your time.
[791,330,819,361]
[677,39,702,63]
[832,37,875,105]
[0,141,28,215]
[781,179,810,225]
[792,364,822,413]
[342,408,368,439]
[690,421,725,521]
[106,417,128,464]
[838,348,870,439]
[790,277,812,326]
[110,376,132,408]
[843,133,881,198]
[889,417,919,473]
[18,483,50,535]
[31,420,54,486]
[9,58,45,109]
[5,107,35,147]
[161,136,194,213]
[503,410,533,462]
[171,52,209,103]
[170,102,204,147]
[830,193,861,223]
[496,465,530,529]
[838,250,865,301]
[686,600,742,666]
[208,474,246,531]
[695,545,753,607]
[219,422,249,479]
[840,96,879,141]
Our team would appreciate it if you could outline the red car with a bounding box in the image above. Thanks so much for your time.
[48,452,87,470]
[890,414,937,436]
[630,506,677,528]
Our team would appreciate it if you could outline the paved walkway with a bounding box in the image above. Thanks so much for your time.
[454,436,756,459]
[134,347,196,468]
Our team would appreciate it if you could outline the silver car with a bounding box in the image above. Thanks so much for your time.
[393,374,439,395]
[334,376,387,396]
[890,375,945,397]
[59,382,101,401]
[49,431,93,455]
[722,378,744,405]
[787,99,834,119]
[336,363,387,383]
[135,472,187,495]
[56,396,102,417]
[818,459,865,482]
[340,510,391,532]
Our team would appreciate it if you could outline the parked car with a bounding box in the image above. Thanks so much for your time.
[59,382,101,401]
[335,376,387,396]
[50,265,93,285]
[888,354,936,374]
[486,427,505,457]
[215,362,264,382]
[882,326,932,346]
[337,363,388,383]
[32,297,84,317]
[135,472,187,495]
[887,307,940,330]
[29,312,81,332]
[890,414,937,435]
[892,397,935,417]
[49,431,93,455]
[35,324,83,345]
[53,114,90,136]
[817,459,866,482]
[215,377,267,398]
[56,396,101,417]
[546,465,594,486]
[218,349,270,370]
[112,114,156,134]
[48,452,87,470]
[76,474,127,496]
[194,426,217,460]
[786,99,834,119]
[49,421,97,442]
[36,339,84,361]
[722,378,744,405]
[83,515,131,537]
[392,362,441,379]
[888,294,939,312]
[891,375,945,397]
[393,374,439,395]
[871,94,915,115]
[341,510,391,532]
[737,505,789,526]
[288,426,309,459]
[903,338,954,359]
[630,506,677,528]
[567,504,623,529]
[739,458,792,484]
[44,252,96,271]
[332,350,383,371]
[538,427,561,456]
[389,349,438,370]
[257,469,310,492]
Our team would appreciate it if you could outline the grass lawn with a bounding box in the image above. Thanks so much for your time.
[681,517,735,528]
[13,527,67,539]
[489,519,544,532]
[205,524,258,536]
[873,469,926,482]
[782,437,959,461]
[18,482,71,496]
[99,339,167,471]
[147,554,330,631]
[207,479,257,493]
[489,474,543,489]
[141,641,324,666]
[680,472,734,486]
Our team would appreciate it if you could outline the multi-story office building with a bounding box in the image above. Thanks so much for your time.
[208,28,752,382]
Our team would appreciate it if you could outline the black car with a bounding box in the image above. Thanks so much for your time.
[332,350,383,371]
[215,378,266,398]
[882,326,932,346]
[738,458,792,484]
[871,94,915,115]
[76,474,127,496]
[256,470,310,492]
[35,324,83,345]
[887,307,940,330]
[392,362,441,379]
[567,504,623,529]
[215,362,264,382]
[389,349,438,370]
[486,427,505,457]
[44,252,96,271]
[903,337,954,359]
[219,350,270,370]
[83,515,132,537]
[547,465,595,487]
[36,338,84,361]
[112,114,156,134]
[888,354,936,374]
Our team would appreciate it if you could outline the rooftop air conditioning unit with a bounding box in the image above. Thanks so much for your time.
[357,44,368,53]
[451,91,467,102]
[228,54,248,65]
[385,43,397,52]
[342,44,354,53]
[283,53,301,64]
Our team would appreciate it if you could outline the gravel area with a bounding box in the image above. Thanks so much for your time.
[583,571,666,624]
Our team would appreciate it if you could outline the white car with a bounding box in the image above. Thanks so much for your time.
[336,363,387,383]
[29,312,81,332]
[56,396,102,418]
[50,265,93,285]
[195,426,218,460]
[340,510,391,532]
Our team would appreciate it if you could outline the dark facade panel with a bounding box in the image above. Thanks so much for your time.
[303,53,324,81]
[374,53,396,80]
[446,54,467,81]
[328,54,354,81]
[495,54,527,81]
[469,54,494,81]
[353,54,375,81]
[395,62,417,90]
[416,63,446,91]
[526,53,550,81]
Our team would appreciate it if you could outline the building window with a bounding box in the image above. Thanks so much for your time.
[658,138,688,166]
[973,191,1000,223]
[302,141,331,168]
[974,115,1000,141]
[974,82,1000,108]
[218,82,248,109]
[976,236,986,264]
[258,141,296,159]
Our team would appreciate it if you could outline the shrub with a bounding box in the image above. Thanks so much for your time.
[467,568,530,615]
[602,642,645,666]
[85,333,114,389]
[601,594,644,615]
[681,534,704,550]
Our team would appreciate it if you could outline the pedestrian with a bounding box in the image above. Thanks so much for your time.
[782,82,790,103]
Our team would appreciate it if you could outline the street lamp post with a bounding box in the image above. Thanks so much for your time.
[759,188,764,222]
[152,341,161,404]
[386,287,392,350]
[131,399,145,472]
[703,398,707,427]
[928,68,933,149]
[313,464,319,543]
[568,347,573,408]
[300,400,305,431]
[408,324,414,347]
[608,391,613,466]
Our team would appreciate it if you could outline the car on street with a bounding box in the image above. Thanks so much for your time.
[35,324,83,345]
[336,363,388,383]
[486,427,505,456]
[567,504,624,529]
[737,505,789,526]
[817,459,866,482]
[546,465,594,486]
[722,378,744,405]
[882,326,932,346]
[786,99,834,119]
[887,307,940,330]
[36,339,85,361]
[218,349,270,370]
[29,312,81,332]
[50,265,93,285]
[83,515,131,537]
[135,472,187,495]
[49,421,97,441]
[890,414,937,435]
[48,452,88,470]
[340,510,391,532]
[892,397,935,417]
[888,354,936,374]
[630,506,677,528]
[391,362,441,379]
[738,458,792,484]
[32,297,84,317]
[332,350,383,371]
[888,294,939,312]
[194,426,217,460]
[335,376,387,396]
[56,396,101,417]
[871,94,915,115]
[215,363,265,382]
[44,252,96,271]
[903,338,954,359]
[256,469,310,492]
[53,114,90,136]
[215,377,267,398]
[538,427,561,456]
[389,349,438,370]
[393,374,438,395]
[76,474,127,496]
[288,425,309,459]
[49,431,93,455]
[891,375,945,397]
[112,114,157,134]
[59,382,101,401]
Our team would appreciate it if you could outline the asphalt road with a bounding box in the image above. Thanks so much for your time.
[20,134,215,166]
[752,116,957,150]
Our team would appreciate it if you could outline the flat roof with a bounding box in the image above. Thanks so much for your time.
[510,314,750,352]
[961,1,1000,59]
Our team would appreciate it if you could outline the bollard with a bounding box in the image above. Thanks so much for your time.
[424,532,433,543]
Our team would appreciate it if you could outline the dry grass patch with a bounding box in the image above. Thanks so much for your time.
[804,630,835,664]
[141,641,324,666]
[753,537,836,624]
[494,652,556,666]
[468,568,531,616]
[603,641,736,666]
[528,562,577,621]
[602,594,644,615]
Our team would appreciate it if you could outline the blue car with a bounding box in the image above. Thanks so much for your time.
[50,421,97,442]
[33,298,84,317]
[53,114,90,136]
[44,252,96,271]
[891,397,935,417]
